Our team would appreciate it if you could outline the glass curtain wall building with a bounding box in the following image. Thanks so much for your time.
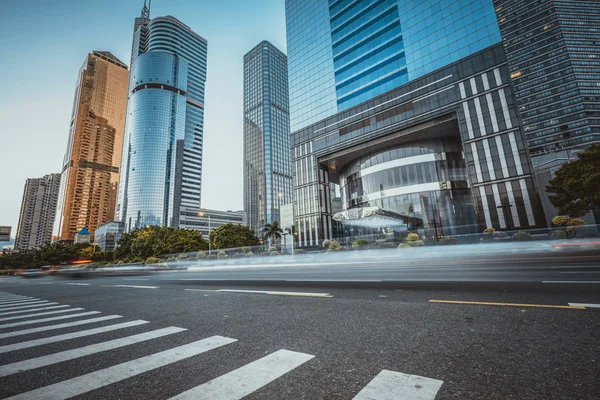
[116,7,208,231]
[52,51,129,242]
[285,0,544,246]
[494,0,600,225]
[243,41,293,234]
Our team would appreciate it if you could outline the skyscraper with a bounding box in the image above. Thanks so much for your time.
[116,5,208,231]
[243,41,292,234]
[285,0,544,246]
[494,0,600,224]
[52,51,129,242]
[15,174,61,249]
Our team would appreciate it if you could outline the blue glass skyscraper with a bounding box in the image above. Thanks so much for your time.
[116,4,207,231]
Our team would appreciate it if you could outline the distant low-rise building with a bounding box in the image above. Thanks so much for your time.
[95,221,124,251]
[74,227,91,245]
[178,207,245,237]
[0,226,11,242]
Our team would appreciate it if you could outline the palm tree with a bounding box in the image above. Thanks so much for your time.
[263,221,283,248]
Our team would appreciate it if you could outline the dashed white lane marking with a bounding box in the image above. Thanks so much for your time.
[6,336,237,400]
[542,281,600,284]
[0,308,83,322]
[105,285,159,289]
[0,326,187,377]
[0,311,101,329]
[0,320,149,353]
[353,370,443,400]
[0,302,56,311]
[169,349,314,400]
[568,303,600,309]
[63,283,91,286]
[0,315,123,339]
[216,289,332,298]
[0,305,70,317]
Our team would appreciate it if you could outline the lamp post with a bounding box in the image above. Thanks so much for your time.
[198,211,211,255]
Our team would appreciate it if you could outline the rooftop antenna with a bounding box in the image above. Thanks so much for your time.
[141,0,150,19]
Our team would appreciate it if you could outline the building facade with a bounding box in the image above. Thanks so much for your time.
[53,51,129,242]
[243,41,293,235]
[0,226,11,242]
[116,8,208,232]
[15,174,61,250]
[285,0,545,246]
[94,221,124,251]
[494,0,600,225]
[178,208,245,237]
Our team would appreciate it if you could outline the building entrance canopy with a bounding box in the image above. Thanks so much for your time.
[332,207,422,230]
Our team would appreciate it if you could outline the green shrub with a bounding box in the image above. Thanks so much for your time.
[551,230,567,240]
[352,238,369,248]
[398,239,425,248]
[377,242,396,248]
[398,243,411,248]
[552,215,571,227]
[196,251,207,260]
[406,233,420,242]
[217,251,229,259]
[268,246,277,253]
[241,246,251,254]
[166,257,177,262]
[328,240,341,250]
[483,228,495,234]
[512,231,532,241]
[322,240,331,248]
[177,253,187,260]
[206,255,217,260]
[246,251,254,256]
[145,257,161,264]
[269,251,279,256]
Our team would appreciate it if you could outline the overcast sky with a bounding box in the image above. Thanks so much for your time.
[0,0,287,235]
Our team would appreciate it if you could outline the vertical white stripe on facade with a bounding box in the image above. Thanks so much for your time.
[491,184,506,229]
[315,215,319,245]
[308,214,313,246]
[482,72,490,91]
[473,97,486,136]
[519,179,536,226]
[470,143,483,183]
[486,93,499,133]
[459,82,466,99]
[498,88,513,129]
[481,139,496,180]
[462,102,474,139]
[470,77,478,95]
[508,131,524,175]
[309,156,314,183]
[479,186,493,228]
[494,68,502,85]
[495,136,509,178]
[505,181,521,228]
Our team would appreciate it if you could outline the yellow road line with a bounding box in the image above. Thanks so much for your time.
[429,300,585,310]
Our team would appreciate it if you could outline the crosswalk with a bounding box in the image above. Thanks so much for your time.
[0,290,444,399]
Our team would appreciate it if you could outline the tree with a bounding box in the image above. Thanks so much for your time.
[115,226,207,260]
[263,221,283,245]
[209,223,260,250]
[547,144,600,217]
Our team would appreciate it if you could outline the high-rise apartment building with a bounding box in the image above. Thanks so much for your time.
[243,41,293,234]
[494,0,600,225]
[116,6,208,231]
[285,0,545,246]
[53,51,129,242]
[15,174,61,249]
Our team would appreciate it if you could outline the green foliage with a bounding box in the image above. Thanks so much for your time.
[328,240,341,250]
[552,215,571,227]
[406,233,420,242]
[263,221,283,243]
[551,230,567,240]
[241,246,252,254]
[322,240,331,248]
[483,228,495,234]
[269,251,280,256]
[196,251,207,260]
[177,253,187,260]
[145,257,161,264]
[116,226,207,260]
[268,246,277,253]
[547,144,600,217]
[0,242,102,270]
[512,231,532,241]
[209,223,260,250]
[352,238,369,248]
[217,250,229,259]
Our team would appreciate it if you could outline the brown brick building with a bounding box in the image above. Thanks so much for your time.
[53,51,129,242]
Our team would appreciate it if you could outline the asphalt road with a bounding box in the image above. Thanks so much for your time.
[1,254,600,400]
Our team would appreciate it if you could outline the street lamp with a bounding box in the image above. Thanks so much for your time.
[198,210,211,255]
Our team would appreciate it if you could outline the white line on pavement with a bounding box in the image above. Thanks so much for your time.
[568,303,600,309]
[558,271,600,274]
[0,305,70,317]
[542,281,600,284]
[0,297,32,303]
[353,370,443,400]
[0,300,47,308]
[216,289,332,297]
[63,283,91,286]
[0,311,101,329]
[0,320,149,354]
[0,326,187,377]
[6,336,238,400]
[169,349,314,400]
[0,308,82,321]
[0,315,123,339]
[0,302,56,311]
[108,285,159,289]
